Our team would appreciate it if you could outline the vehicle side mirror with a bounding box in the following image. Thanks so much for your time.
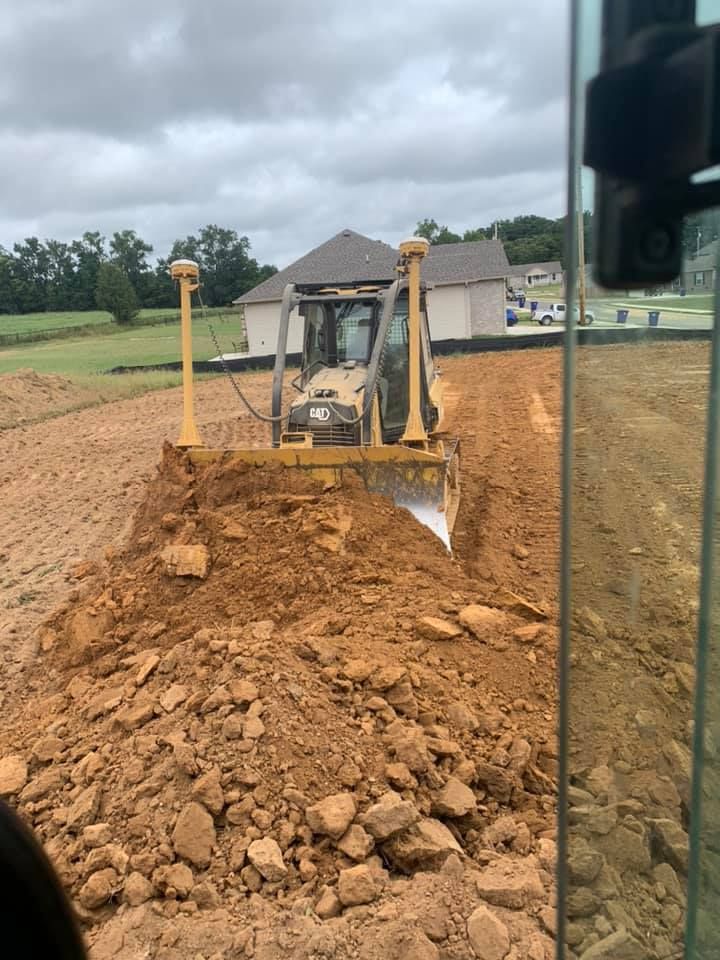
[0,800,86,958]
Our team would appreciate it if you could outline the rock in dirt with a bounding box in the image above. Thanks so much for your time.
[315,887,342,920]
[458,604,507,640]
[337,824,375,861]
[568,842,605,885]
[243,715,265,739]
[159,683,188,713]
[513,623,544,643]
[172,802,216,868]
[85,686,124,721]
[32,735,65,763]
[228,678,259,706]
[123,871,154,906]
[383,818,462,873]
[385,762,416,790]
[578,929,646,959]
[446,702,479,731]
[360,791,420,840]
[376,922,440,960]
[338,864,378,906]
[65,608,115,666]
[192,766,225,816]
[493,589,548,621]
[66,783,102,833]
[648,818,689,874]
[247,838,287,882]
[662,739,692,806]
[306,793,357,840]
[136,653,159,686]
[78,868,118,909]
[475,858,545,909]
[416,616,463,641]
[432,777,477,817]
[84,843,129,876]
[342,658,376,682]
[161,544,210,579]
[0,755,27,796]
[475,761,516,804]
[115,699,156,732]
[466,904,511,960]
[153,862,194,898]
[83,823,112,849]
[20,766,64,803]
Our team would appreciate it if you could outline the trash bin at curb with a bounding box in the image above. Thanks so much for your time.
[530,300,538,313]
[616,309,629,324]
[518,295,526,308]
[648,310,660,327]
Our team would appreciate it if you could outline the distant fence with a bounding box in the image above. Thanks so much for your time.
[0,308,244,348]
[106,326,712,376]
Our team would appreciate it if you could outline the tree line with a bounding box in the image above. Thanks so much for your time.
[0,225,277,321]
[416,210,719,267]
[414,214,590,266]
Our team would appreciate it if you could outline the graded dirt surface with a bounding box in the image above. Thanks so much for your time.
[0,352,564,959]
[568,340,710,960]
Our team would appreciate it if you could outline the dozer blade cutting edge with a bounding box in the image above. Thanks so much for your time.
[188,440,461,551]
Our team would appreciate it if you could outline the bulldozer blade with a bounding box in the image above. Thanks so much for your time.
[188,440,460,550]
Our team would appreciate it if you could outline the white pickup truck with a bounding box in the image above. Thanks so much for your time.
[532,303,595,326]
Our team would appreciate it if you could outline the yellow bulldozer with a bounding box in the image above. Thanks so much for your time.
[170,236,460,548]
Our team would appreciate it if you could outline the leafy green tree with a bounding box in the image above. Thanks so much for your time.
[414,219,461,245]
[45,240,75,311]
[95,262,139,324]
[70,232,106,310]
[0,248,16,314]
[11,238,51,313]
[168,224,276,306]
[462,227,489,242]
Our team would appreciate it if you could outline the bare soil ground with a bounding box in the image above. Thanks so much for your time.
[568,341,710,959]
[1,350,559,959]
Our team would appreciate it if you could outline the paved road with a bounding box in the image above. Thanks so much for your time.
[511,299,713,331]
[589,301,713,330]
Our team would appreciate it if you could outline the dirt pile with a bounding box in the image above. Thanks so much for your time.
[0,368,98,429]
[0,444,559,959]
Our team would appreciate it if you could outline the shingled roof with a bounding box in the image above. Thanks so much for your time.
[509,260,563,276]
[235,229,509,303]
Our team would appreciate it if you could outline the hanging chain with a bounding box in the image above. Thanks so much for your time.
[199,291,284,423]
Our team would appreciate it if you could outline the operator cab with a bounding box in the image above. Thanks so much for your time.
[282,281,437,447]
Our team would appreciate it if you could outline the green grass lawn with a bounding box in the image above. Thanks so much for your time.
[0,307,185,336]
[0,314,243,376]
[0,305,239,337]
[510,283,564,301]
[623,295,714,312]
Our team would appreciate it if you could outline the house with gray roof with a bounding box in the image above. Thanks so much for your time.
[234,228,510,357]
[507,260,564,291]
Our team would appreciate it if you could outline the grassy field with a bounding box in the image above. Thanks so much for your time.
[0,307,188,336]
[0,305,241,339]
[0,314,244,376]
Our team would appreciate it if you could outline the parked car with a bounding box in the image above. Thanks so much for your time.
[531,302,595,326]
[506,307,519,327]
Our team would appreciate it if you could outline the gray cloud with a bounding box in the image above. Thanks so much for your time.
[0,0,569,268]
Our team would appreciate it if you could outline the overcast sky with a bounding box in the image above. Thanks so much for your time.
[0,0,569,268]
